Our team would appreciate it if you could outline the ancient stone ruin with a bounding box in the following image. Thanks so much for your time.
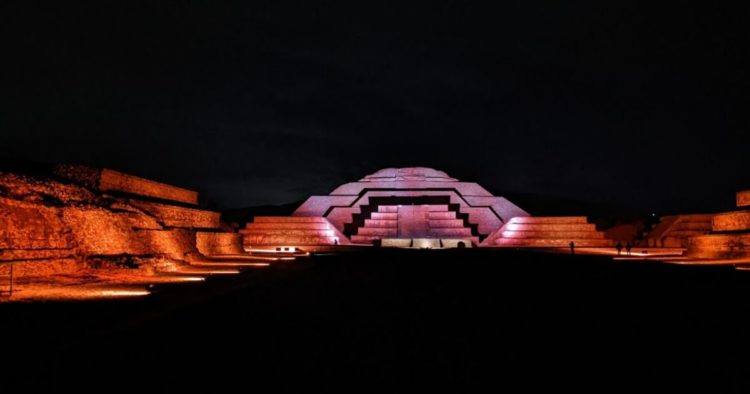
[0,165,267,300]
[686,189,750,259]
[7,163,749,301]
[243,167,611,249]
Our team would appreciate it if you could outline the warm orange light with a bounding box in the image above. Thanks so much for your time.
[162,276,206,282]
[191,261,270,267]
[174,268,240,275]
[98,289,151,297]
[246,247,299,254]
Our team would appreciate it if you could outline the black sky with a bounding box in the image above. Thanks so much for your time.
[1,1,748,213]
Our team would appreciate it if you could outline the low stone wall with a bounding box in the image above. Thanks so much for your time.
[687,234,750,259]
[54,165,198,205]
[0,197,73,252]
[241,216,348,248]
[63,206,161,256]
[712,211,750,232]
[738,190,750,208]
[128,200,221,229]
[1,199,199,262]
[137,229,198,260]
[99,169,198,205]
[0,258,84,283]
[0,170,237,284]
[196,232,244,255]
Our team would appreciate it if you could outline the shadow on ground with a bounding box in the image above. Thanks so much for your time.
[3,249,750,391]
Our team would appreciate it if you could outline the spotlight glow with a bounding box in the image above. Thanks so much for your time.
[99,289,151,297]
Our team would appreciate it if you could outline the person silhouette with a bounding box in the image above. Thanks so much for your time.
[625,242,632,256]
[569,241,575,255]
[616,241,623,256]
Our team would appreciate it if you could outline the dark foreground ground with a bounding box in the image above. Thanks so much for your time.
[4,249,750,391]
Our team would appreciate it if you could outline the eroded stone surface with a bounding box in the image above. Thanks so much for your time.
[0,168,242,295]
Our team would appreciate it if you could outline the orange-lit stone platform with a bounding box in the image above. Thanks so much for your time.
[644,214,713,248]
[682,188,750,261]
[0,166,285,301]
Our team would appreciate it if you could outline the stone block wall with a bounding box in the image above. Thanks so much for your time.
[54,165,198,205]
[0,197,73,252]
[128,200,221,229]
[712,211,750,232]
[685,189,750,259]
[687,234,750,259]
[737,190,750,208]
[0,168,239,281]
[196,232,244,255]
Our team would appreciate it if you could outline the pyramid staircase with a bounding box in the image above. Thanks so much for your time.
[481,217,612,248]
[351,205,398,244]
[350,205,480,245]
[240,216,347,250]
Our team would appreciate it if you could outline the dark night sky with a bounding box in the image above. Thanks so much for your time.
[1,1,748,213]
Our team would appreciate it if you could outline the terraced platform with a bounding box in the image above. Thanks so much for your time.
[350,204,479,245]
[481,217,612,248]
[686,188,750,259]
[241,216,349,250]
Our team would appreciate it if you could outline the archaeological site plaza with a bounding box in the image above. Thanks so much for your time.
[3,165,750,301]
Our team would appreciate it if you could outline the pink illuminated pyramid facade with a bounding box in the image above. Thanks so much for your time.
[241,167,610,249]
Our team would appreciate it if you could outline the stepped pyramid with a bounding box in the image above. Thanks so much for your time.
[239,168,614,249]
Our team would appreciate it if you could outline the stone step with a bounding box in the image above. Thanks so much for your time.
[500,230,605,239]
[508,217,588,224]
[428,219,465,228]
[428,228,473,237]
[494,238,612,247]
[367,237,481,247]
[712,210,750,232]
[357,227,398,236]
[667,230,711,237]
[371,212,398,220]
[441,238,479,248]
[364,219,398,228]
[242,223,332,230]
[241,229,336,237]
[687,233,750,258]
[673,222,713,230]
[378,206,399,213]
[243,235,339,245]
[252,216,328,223]
[351,235,381,244]
[503,223,597,231]
[676,215,714,223]
[738,190,750,208]
[427,211,456,220]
